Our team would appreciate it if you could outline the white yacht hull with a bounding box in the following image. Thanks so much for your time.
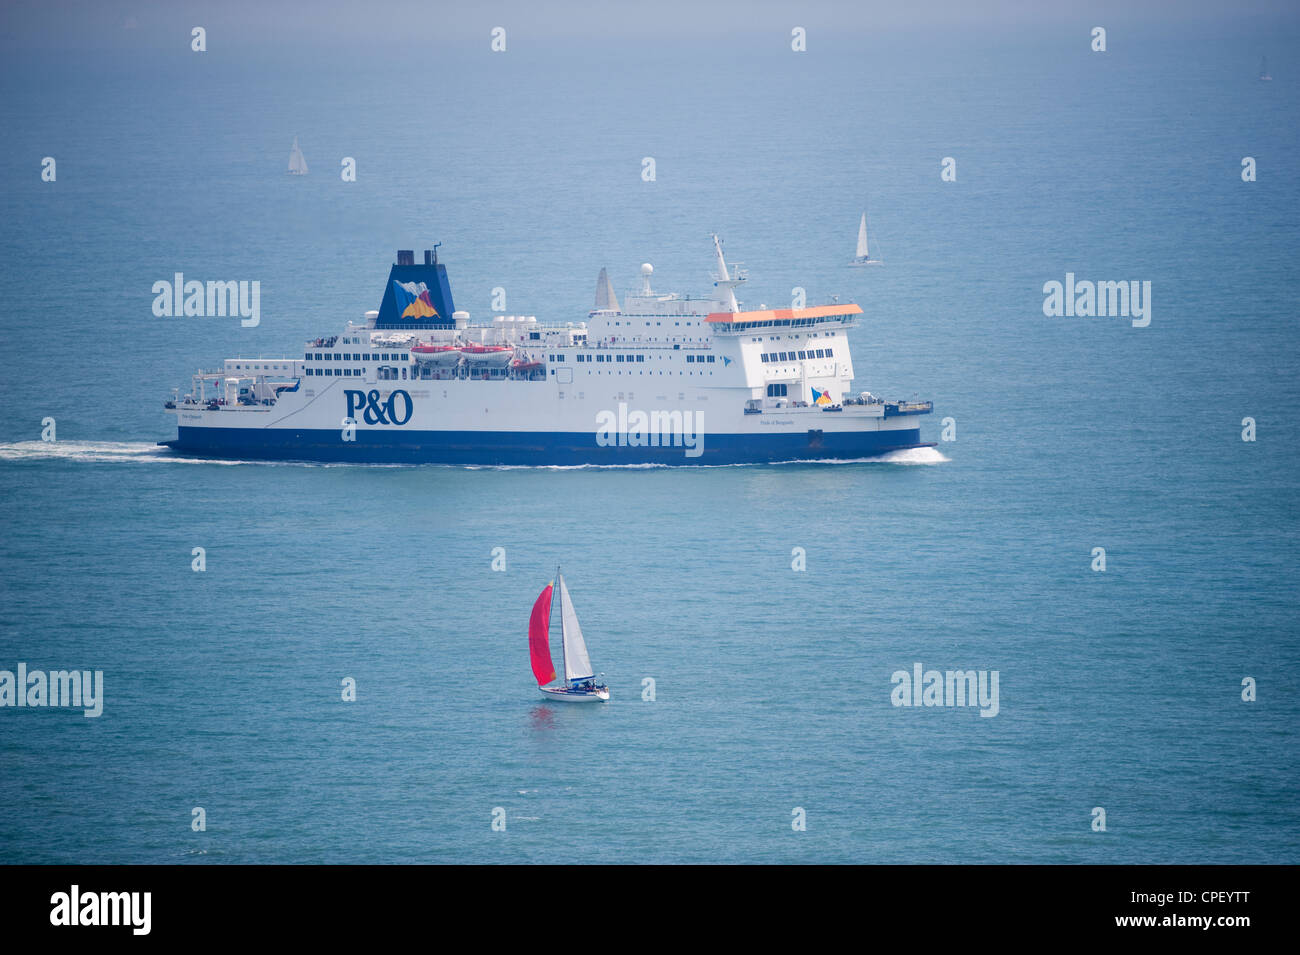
[539,685,610,703]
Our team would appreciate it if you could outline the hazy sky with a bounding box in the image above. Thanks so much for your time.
[3,0,1298,53]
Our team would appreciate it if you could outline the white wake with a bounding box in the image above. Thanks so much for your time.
[867,446,950,465]
[0,440,244,466]
[0,441,950,469]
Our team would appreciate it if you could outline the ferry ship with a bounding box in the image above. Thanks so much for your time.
[161,238,934,465]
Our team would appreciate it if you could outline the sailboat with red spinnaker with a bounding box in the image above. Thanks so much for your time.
[528,568,610,702]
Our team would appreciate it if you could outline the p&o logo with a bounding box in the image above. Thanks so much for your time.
[345,389,412,426]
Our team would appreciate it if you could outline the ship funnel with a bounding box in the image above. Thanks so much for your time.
[377,248,457,329]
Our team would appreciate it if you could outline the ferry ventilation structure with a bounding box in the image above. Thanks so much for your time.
[161,239,934,465]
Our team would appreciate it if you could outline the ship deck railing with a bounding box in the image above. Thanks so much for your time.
[747,401,887,415]
[579,341,711,350]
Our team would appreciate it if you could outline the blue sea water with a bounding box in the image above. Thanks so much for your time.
[1,10,1298,863]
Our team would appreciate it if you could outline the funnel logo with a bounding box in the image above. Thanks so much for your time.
[393,280,440,320]
[811,387,833,407]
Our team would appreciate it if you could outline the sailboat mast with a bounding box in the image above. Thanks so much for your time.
[554,565,566,681]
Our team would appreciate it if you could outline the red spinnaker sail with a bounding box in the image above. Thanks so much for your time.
[529,583,556,686]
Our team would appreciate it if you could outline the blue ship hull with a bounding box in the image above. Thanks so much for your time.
[163,426,930,466]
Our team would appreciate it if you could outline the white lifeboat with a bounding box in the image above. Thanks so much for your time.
[461,344,514,367]
[411,343,463,366]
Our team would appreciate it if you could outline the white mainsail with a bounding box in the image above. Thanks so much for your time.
[289,137,308,175]
[558,574,594,681]
[594,267,620,312]
[856,213,869,260]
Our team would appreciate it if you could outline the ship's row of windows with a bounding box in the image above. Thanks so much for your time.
[551,369,714,377]
[570,353,649,363]
[306,353,406,362]
[529,336,586,344]
[761,348,833,363]
[229,363,291,372]
[767,384,789,397]
[721,317,849,330]
[556,353,718,364]
[750,332,833,343]
[300,365,726,380]
[610,320,697,326]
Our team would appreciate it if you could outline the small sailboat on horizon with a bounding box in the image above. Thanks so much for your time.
[528,568,610,703]
[288,136,308,175]
[1259,56,1272,81]
[849,211,882,266]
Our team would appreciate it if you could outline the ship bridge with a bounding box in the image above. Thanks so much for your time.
[704,303,862,333]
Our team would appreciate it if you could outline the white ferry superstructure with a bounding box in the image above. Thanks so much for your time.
[161,238,934,465]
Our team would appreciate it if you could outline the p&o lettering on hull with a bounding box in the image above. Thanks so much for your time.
[345,389,413,426]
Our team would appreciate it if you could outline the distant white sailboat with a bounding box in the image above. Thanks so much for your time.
[288,136,308,175]
[1259,56,1272,81]
[528,568,610,702]
[849,211,881,266]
